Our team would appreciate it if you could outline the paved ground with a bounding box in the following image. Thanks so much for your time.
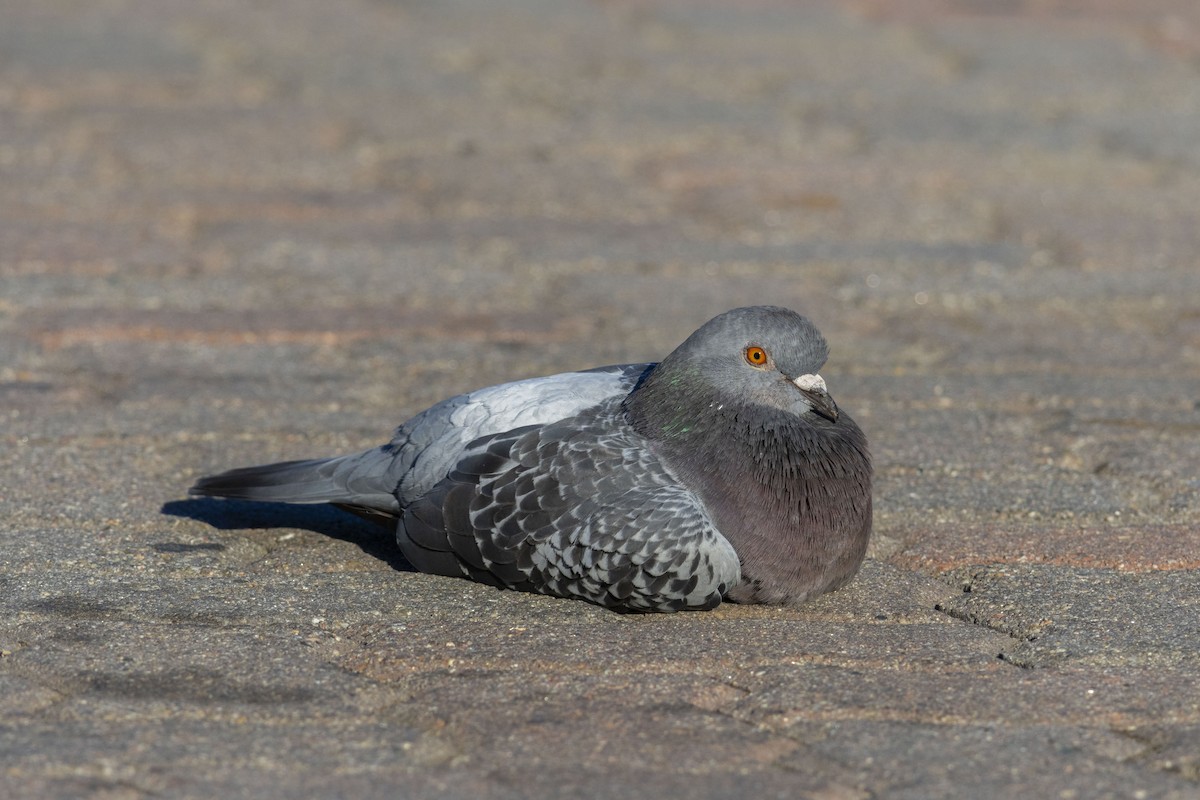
[3,1,1200,797]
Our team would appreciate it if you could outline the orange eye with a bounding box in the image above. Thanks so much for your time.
[744,346,769,366]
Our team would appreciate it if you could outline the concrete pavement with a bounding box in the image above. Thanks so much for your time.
[3,1,1199,797]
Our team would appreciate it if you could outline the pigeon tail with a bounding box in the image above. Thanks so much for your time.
[189,447,402,519]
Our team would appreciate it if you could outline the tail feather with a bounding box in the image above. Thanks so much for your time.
[189,447,402,519]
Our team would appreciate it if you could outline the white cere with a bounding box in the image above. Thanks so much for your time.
[793,373,827,393]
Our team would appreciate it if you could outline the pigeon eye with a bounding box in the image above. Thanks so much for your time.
[744,346,769,367]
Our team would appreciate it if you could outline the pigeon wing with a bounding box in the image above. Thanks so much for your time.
[398,399,741,612]
[388,363,650,506]
[190,363,650,521]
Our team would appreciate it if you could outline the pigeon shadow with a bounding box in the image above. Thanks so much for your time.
[161,498,415,572]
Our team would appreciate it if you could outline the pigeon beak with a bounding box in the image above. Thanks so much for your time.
[792,373,839,422]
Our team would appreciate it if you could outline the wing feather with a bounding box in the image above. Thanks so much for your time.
[396,398,740,612]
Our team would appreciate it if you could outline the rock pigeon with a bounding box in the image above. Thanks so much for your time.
[190,306,872,612]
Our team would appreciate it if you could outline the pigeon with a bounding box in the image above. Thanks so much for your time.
[190,306,872,612]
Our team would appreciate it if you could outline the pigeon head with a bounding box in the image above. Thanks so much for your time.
[627,306,841,436]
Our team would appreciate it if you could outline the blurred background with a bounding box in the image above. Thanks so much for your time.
[5,0,1198,554]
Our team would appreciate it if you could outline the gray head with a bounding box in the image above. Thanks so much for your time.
[627,306,841,434]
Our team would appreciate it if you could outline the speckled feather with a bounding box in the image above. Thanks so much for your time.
[399,397,740,611]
